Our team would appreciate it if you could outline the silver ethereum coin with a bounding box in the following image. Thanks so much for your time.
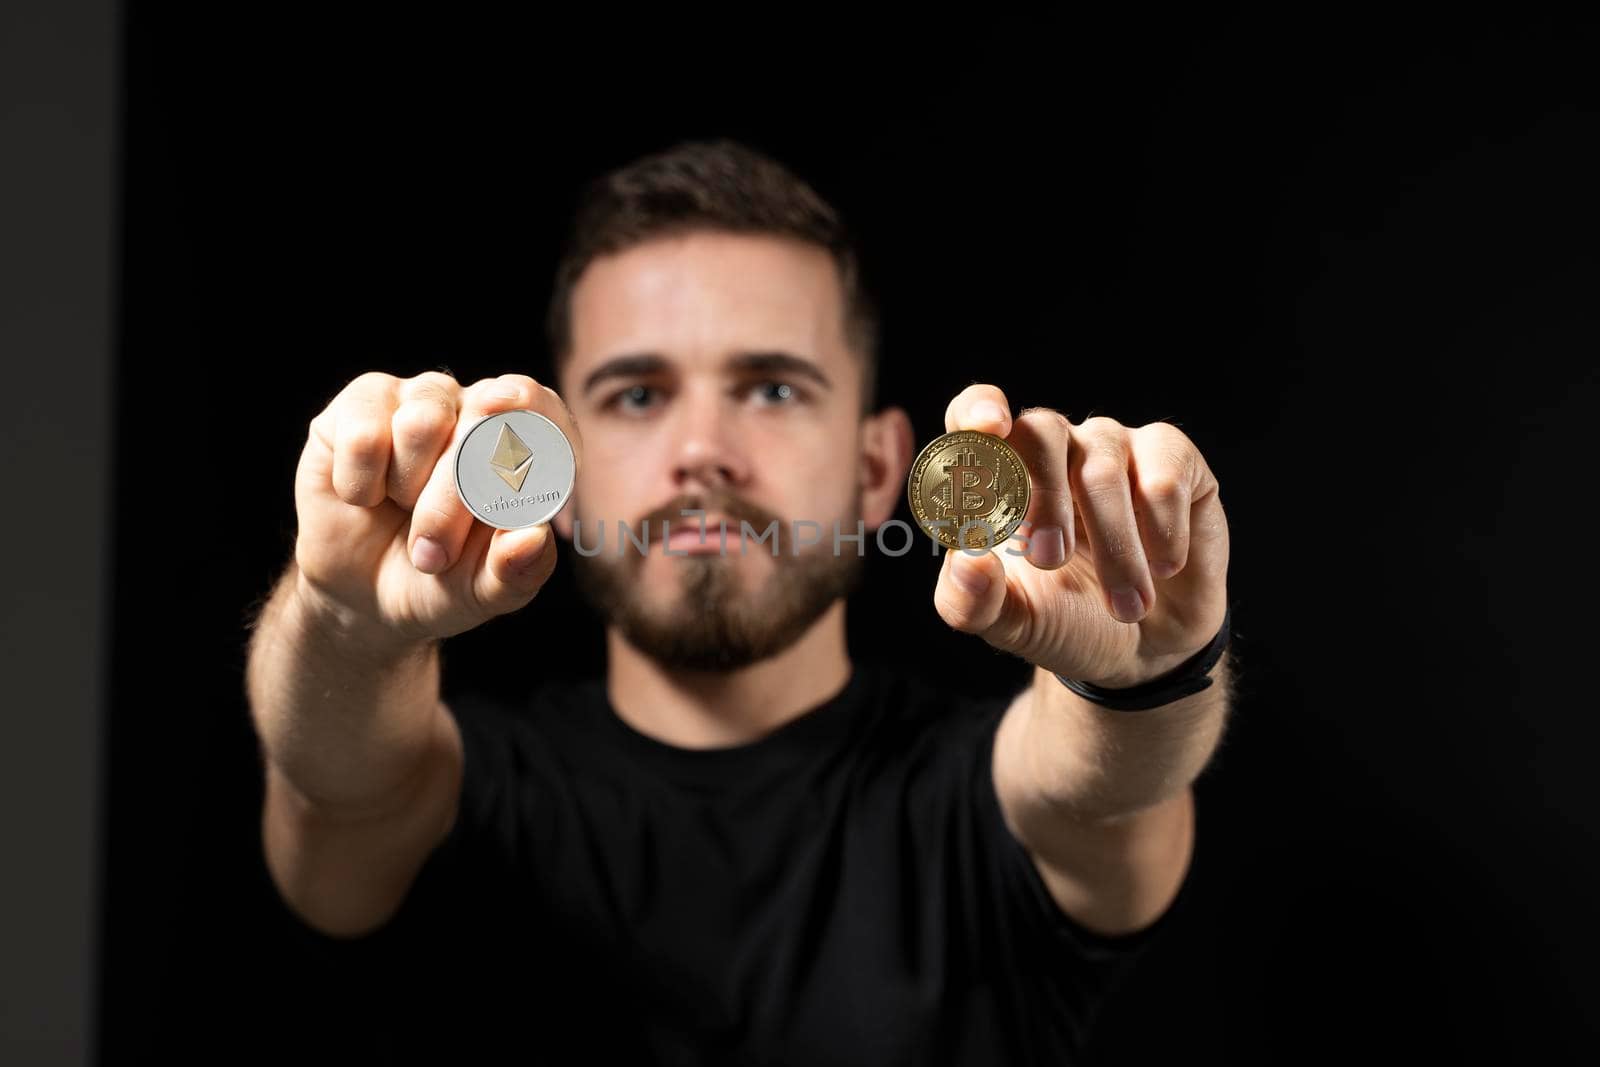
[453,409,576,530]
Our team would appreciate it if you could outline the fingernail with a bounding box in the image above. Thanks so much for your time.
[412,536,447,574]
[951,556,992,597]
[970,400,1005,427]
[491,377,522,399]
[1030,525,1065,567]
[1152,560,1180,579]
[1110,586,1145,623]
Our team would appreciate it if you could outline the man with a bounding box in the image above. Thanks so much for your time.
[246,138,1234,1064]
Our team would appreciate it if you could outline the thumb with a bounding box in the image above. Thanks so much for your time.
[933,547,1012,639]
[473,523,558,614]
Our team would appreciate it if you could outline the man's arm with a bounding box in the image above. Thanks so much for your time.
[926,385,1235,939]
[248,370,567,938]
[992,654,1233,937]
[246,562,463,938]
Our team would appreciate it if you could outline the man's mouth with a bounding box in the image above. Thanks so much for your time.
[660,514,739,554]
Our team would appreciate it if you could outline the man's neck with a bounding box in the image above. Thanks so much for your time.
[604,600,852,750]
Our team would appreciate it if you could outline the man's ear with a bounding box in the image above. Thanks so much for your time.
[859,405,915,530]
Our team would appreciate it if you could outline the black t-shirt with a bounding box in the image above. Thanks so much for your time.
[272,660,1194,1066]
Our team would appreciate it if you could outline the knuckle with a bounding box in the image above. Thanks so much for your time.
[1078,456,1126,490]
[411,498,457,534]
[1020,406,1070,433]
[1138,472,1189,506]
[1099,526,1141,560]
[1079,423,1129,461]
[1137,424,1200,482]
[1033,485,1073,513]
[336,478,378,505]
[1091,439,1129,471]
[1080,414,1124,435]
[476,372,541,402]
[403,375,460,409]
[1147,419,1193,449]
[392,398,454,444]
[346,370,396,397]
[1137,501,1182,546]
[338,424,388,466]
[506,549,554,589]
[1166,446,1198,485]
[408,369,460,393]
[934,592,982,633]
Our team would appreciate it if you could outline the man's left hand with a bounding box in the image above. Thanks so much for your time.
[932,384,1230,689]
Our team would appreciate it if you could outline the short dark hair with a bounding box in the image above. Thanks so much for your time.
[544,138,880,414]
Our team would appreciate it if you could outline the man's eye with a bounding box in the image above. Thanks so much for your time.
[751,380,801,405]
[606,384,659,412]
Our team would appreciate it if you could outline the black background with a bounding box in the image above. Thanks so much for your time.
[103,3,1598,1061]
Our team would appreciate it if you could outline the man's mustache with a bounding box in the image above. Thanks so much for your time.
[636,492,785,544]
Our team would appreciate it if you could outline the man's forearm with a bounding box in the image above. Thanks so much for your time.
[245,561,444,815]
[1017,652,1234,823]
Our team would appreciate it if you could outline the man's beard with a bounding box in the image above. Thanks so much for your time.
[567,491,865,672]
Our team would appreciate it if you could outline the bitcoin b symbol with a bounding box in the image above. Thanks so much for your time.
[940,449,998,545]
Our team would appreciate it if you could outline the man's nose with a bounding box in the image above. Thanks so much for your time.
[668,386,751,491]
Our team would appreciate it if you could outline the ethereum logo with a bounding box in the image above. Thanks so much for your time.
[488,423,534,492]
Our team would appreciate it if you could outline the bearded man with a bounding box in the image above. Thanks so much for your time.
[246,137,1234,1065]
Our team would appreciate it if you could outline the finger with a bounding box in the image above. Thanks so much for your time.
[541,381,583,478]
[933,545,1019,645]
[471,373,583,476]
[329,372,400,507]
[387,371,463,511]
[1068,416,1153,624]
[934,546,1042,657]
[299,406,343,520]
[297,399,396,567]
[1183,488,1230,637]
[1133,431,1230,636]
[471,521,560,615]
[1001,407,1074,569]
[407,373,571,575]
[1126,422,1201,582]
[943,383,1013,436]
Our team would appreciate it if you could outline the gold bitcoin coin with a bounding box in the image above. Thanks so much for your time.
[906,430,1031,551]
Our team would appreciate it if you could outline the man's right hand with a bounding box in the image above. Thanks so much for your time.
[292,370,581,653]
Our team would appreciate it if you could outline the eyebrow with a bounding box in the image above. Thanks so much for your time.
[581,353,665,396]
[581,350,834,396]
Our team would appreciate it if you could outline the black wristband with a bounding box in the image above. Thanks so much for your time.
[1053,601,1232,711]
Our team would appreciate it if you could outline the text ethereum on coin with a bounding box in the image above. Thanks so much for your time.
[906,429,1031,551]
[454,409,576,530]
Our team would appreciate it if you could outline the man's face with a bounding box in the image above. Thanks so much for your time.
[551,230,902,671]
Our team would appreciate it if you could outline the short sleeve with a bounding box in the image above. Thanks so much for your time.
[411,689,523,890]
[262,690,530,951]
[254,690,551,1063]
[957,702,1197,1048]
